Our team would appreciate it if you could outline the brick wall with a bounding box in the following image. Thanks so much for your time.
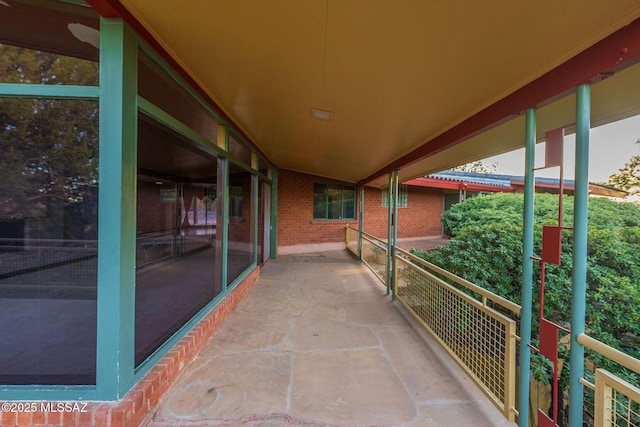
[363,186,444,239]
[277,170,358,247]
[277,170,444,250]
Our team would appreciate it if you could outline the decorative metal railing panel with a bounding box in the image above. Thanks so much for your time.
[360,232,388,286]
[394,251,517,421]
[345,225,358,256]
[578,334,640,427]
[344,227,640,425]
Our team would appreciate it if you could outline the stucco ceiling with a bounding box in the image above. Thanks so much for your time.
[106,0,640,187]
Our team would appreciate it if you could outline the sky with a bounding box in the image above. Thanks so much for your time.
[481,115,640,183]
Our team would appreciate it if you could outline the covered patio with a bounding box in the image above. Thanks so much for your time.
[143,250,512,427]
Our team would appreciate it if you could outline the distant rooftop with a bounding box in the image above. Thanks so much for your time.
[408,171,628,198]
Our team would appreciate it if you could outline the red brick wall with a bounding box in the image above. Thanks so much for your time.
[277,170,358,246]
[363,186,444,239]
[277,170,444,248]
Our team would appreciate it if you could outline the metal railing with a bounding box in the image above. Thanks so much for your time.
[578,334,640,427]
[347,226,389,286]
[345,225,359,256]
[345,226,518,421]
[394,247,519,421]
[346,226,640,426]
[0,238,98,298]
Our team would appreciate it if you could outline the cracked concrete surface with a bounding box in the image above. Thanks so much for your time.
[143,250,515,427]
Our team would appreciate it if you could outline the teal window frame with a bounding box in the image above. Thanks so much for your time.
[0,9,276,401]
[313,183,356,220]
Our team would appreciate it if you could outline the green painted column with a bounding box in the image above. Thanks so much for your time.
[391,170,399,301]
[386,173,393,295]
[220,155,229,290]
[96,18,138,399]
[270,166,279,259]
[358,186,364,261]
[569,84,590,427]
[518,108,536,427]
[253,174,259,266]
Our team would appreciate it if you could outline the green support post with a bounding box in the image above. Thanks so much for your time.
[270,166,279,259]
[253,174,259,266]
[518,108,536,426]
[220,154,229,290]
[96,18,137,399]
[391,170,399,301]
[386,173,393,295]
[569,84,590,427]
[358,186,364,261]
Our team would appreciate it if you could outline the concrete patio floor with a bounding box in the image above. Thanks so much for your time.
[143,250,515,427]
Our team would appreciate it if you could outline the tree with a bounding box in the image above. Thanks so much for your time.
[451,160,498,174]
[0,43,99,238]
[607,139,640,195]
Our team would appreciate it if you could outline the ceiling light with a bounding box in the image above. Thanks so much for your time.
[310,108,333,121]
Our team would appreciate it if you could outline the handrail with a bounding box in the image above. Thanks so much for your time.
[578,333,640,375]
[394,245,521,315]
[401,256,516,325]
[361,230,387,244]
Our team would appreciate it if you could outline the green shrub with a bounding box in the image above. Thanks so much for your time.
[412,193,640,375]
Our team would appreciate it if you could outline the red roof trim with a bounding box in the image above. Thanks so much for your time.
[510,180,575,190]
[405,177,514,193]
[85,0,123,19]
[358,17,640,186]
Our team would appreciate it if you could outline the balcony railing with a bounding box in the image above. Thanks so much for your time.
[346,225,640,427]
[579,334,640,427]
[394,246,519,421]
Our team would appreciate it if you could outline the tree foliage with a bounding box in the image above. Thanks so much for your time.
[0,45,98,206]
[412,193,640,386]
[451,160,498,174]
[607,139,640,195]
[0,44,99,238]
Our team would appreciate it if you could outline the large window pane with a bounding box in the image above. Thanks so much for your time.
[136,114,222,366]
[0,98,99,385]
[227,164,255,285]
[0,0,99,85]
[138,51,217,143]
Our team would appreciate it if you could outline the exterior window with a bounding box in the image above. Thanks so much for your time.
[382,184,408,208]
[227,164,255,285]
[135,113,223,366]
[0,1,100,85]
[0,98,99,385]
[0,1,100,386]
[313,183,355,220]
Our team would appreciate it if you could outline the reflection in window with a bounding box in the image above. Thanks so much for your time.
[0,98,99,385]
[229,134,252,166]
[313,183,355,220]
[135,114,222,366]
[138,51,217,143]
[227,166,255,285]
[0,1,99,85]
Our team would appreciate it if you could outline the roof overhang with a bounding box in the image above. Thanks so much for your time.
[86,0,640,187]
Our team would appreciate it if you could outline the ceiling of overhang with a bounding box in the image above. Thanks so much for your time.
[114,0,640,185]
